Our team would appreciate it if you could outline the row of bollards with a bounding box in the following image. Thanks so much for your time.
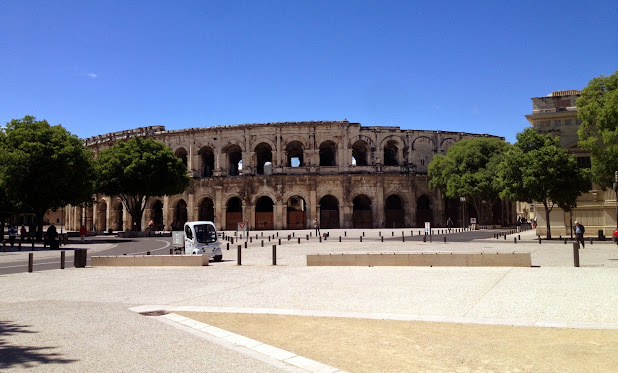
[25,249,86,273]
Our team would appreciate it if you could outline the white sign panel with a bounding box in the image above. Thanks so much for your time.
[425,222,431,233]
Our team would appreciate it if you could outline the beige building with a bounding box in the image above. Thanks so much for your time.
[526,90,617,237]
[64,121,511,232]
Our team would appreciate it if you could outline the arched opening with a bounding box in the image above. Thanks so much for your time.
[226,145,243,176]
[173,200,188,230]
[444,198,460,227]
[286,196,306,229]
[352,140,369,166]
[319,141,337,167]
[385,195,405,228]
[175,148,188,169]
[151,200,164,230]
[286,141,304,167]
[112,201,123,231]
[353,194,373,228]
[319,195,340,229]
[226,197,243,230]
[97,200,108,232]
[416,195,433,227]
[255,143,273,175]
[384,140,399,166]
[255,196,274,230]
[199,146,215,177]
[199,198,215,222]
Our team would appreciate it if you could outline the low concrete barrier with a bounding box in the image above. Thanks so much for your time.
[92,255,209,267]
[307,252,531,267]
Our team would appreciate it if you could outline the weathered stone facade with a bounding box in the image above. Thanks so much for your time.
[65,121,505,232]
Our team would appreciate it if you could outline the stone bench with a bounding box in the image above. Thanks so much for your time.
[307,252,531,267]
[92,255,209,267]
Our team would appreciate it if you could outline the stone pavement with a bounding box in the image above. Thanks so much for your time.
[1,229,618,372]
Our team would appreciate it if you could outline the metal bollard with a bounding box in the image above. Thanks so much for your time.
[262,240,264,247]
[360,236,362,242]
[306,235,309,240]
[244,241,247,248]
[564,238,567,244]
[272,245,277,265]
[29,253,33,272]
[539,237,542,244]
[423,236,426,242]
[170,248,173,255]
[514,237,517,243]
[227,243,230,250]
[61,251,65,269]
[402,235,405,242]
[298,237,300,244]
[237,245,242,265]
[319,236,322,242]
[339,236,341,242]
[363,232,365,237]
[444,237,446,243]
[278,238,281,245]
[381,236,384,242]
[573,242,580,267]
[344,232,346,237]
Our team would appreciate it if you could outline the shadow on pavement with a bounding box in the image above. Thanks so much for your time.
[0,321,78,369]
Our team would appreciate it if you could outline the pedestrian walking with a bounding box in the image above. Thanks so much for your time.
[313,218,320,236]
[80,225,87,242]
[20,225,27,243]
[575,221,585,248]
[8,225,18,248]
[447,217,453,232]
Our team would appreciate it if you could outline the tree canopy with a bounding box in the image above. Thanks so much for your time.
[577,70,618,188]
[428,137,508,224]
[94,136,190,231]
[0,116,95,239]
[498,127,588,239]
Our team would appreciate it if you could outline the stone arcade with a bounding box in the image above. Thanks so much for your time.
[64,121,510,232]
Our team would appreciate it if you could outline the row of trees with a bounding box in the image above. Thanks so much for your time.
[428,70,617,239]
[0,116,189,240]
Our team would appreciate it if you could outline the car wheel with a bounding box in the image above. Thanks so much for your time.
[214,255,222,262]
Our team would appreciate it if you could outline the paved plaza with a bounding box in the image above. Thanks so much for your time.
[1,228,618,371]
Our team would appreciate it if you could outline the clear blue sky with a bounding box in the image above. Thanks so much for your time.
[1,1,616,144]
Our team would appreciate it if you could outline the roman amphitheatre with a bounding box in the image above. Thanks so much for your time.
[63,120,513,232]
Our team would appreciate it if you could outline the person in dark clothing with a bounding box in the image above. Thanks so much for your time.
[574,221,585,248]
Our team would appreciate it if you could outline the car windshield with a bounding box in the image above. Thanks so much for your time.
[194,224,216,244]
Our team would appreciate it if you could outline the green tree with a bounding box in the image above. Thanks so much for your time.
[428,137,508,224]
[1,116,95,240]
[498,127,588,239]
[94,136,190,232]
[577,71,618,188]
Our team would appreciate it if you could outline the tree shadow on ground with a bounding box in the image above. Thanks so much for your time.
[0,321,77,369]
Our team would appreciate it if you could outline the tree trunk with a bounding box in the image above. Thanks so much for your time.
[35,209,45,242]
[543,201,552,240]
[0,221,5,241]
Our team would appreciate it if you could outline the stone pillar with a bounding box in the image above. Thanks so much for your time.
[310,190,317,225]
[163,196,170,231]
[276,130,282,167]
[106,200,112,232]
[188,193,195,221]
[215,186,223,230]
[376,178,384,227]
[275,199,283,230]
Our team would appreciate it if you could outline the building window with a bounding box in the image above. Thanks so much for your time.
[577,156,591,169]
[565,119,573,126]
[554,120,561,127]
